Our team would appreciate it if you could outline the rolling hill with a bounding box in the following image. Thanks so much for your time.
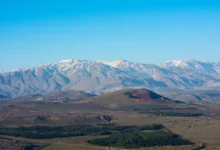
[89,88,175,106]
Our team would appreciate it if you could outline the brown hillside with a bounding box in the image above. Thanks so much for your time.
[90,88,173,105]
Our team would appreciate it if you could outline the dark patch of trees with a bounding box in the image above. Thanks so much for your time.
[103,115,113,122]
[88,131,192,148]
[24,144,39,150]
[0,124,193,148]
[138,111,203,117]
[134,107,203,117]
[134,107,197,111]
[35,116,47,121]
[0,124,162,139]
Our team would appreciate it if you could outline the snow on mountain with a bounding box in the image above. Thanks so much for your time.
[97,60,132,68]
[0,59,220,97]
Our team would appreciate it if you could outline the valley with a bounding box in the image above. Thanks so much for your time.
[1,0,219,149]
[0,88,220,149]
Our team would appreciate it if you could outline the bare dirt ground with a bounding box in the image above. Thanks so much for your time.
[1,96,220,149]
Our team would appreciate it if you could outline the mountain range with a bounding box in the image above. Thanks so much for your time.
[1,59,220,97]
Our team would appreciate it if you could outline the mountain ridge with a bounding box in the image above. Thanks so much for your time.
[1,59,220,97]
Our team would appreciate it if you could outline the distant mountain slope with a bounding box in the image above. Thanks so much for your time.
[89,88,174,106]
[45,90,95,99]
[14,90,95,101]
[161,90,220,103]
[0,94,8,99]
[1,59,220,97]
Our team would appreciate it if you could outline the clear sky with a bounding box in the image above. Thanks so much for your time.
[0,0,220,71]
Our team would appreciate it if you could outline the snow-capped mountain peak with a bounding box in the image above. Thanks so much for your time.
[1,59,220,97]
[163,60,196,67]
[59,59,75,63]
[160,59,214,70]
[97,60,132,68]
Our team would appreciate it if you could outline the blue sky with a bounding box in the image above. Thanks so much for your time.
[0,0,220,71]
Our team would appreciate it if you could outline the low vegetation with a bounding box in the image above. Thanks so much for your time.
[88,130,192,148]
[102,115,113,122]
[134,107,204,117]
[139,111,203,117]
[0,124,162,139]
[0,137,43,150]
[0,124,193,149]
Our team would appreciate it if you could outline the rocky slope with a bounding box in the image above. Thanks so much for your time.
[1,59,220,97]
